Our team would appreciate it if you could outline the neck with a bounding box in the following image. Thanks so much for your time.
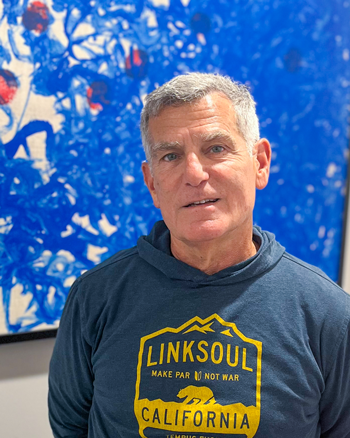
[170,228,258,275]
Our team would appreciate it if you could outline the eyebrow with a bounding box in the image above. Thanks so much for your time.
[150,130,238,159]
[199,130,237,146]
[151,141,182,158]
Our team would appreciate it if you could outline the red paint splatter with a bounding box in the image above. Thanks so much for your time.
[190,13,211,34]
[87,81,110,111]
[0,70,18,105]
[22,2,50,34]
[125,49,148,79]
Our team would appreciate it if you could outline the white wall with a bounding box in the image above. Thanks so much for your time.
[341,188,350,295]
[0,337,55,438]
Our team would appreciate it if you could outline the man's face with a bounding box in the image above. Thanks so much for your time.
[142,92,270,246]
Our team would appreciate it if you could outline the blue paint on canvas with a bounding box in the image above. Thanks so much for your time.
[0,0,349,335]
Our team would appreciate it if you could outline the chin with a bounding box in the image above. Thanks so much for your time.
[181,221,232,244]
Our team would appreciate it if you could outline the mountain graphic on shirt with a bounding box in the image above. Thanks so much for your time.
[183,322,215,334]
[182,321,236,340]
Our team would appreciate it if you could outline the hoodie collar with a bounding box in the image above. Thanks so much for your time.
[137,221,285,286]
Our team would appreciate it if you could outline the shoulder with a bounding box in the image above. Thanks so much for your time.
[278,251,350,305]
[63,246,143,343]
[281,252,340,285]
[278,251,350,335]
[78,246,139,283]
[67,245,141,305]
[275,252,350,374]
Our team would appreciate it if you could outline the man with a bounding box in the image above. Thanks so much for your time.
[49,73,350,437]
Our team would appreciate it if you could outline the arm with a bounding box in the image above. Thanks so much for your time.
[320,318,350,437]
[48,281,93,438]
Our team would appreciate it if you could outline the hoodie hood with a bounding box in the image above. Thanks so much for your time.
[137,221,285,286]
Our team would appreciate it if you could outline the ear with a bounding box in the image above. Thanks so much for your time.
[141,161,161,208]
[254,138,271,190]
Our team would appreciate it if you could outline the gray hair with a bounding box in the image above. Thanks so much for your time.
[140,72,260,161]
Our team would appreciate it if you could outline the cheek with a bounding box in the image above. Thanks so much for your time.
[154,174,176,197]
[154,180,174,209]
[223,173,256,206]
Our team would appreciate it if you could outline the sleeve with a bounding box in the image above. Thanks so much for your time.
[48,281,94,438]
[319,316,350,438]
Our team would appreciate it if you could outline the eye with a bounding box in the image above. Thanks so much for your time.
[210,145,225,153]
[163,153,178,162]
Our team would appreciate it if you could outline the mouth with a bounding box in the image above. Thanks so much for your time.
[184,198,219,208]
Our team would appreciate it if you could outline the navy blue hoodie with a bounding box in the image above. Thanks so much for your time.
[49,222,350,438]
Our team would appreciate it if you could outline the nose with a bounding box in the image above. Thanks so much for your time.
[183,152,209,186]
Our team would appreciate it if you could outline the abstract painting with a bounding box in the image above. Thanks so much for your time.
[1,0,349,340]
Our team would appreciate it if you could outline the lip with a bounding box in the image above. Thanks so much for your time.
[184,198,220,208]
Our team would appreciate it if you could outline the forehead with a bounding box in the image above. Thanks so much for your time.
[148,92,240,141]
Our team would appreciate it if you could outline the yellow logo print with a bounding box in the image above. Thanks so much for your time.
[134,314,262,438]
